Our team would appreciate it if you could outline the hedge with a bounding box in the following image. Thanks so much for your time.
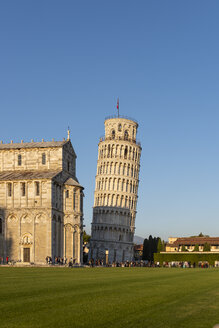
[154,252,219,265]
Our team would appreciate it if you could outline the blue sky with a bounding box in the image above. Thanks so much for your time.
[1,1,219,240]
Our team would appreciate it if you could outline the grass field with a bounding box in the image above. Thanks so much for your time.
[1,267,219,328]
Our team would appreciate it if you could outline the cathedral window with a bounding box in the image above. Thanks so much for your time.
[124,130,129,140]
[118,124,122,131]
[35,182,40,196]
[73,192,75,209]
[18,154,22,166]
[42,153,46,165]
[21,183,26,196]
[111,130,115,139]
[73,191,78,210]
[8,183,12,197]
[67,161,70,172]
[66,190,69,198]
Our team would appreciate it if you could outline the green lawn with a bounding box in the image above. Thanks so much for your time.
[1,267,219,328]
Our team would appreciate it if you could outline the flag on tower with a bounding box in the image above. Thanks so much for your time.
[117,98,119,117]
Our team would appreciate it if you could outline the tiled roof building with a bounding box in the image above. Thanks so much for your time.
[134,244,143,260]
[166,237,219,252]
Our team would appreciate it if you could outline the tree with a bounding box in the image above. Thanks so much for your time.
[83,231,91,243]
[193,244,199,252]
[143,238,149,260]
[203,242,210,252]
[157,238,164,253]
[190,233,209,238]
[143,235,162,261]
[148,235,153,261]
[181,245,186,252]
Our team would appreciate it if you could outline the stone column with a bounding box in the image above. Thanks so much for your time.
[63,225,66,259]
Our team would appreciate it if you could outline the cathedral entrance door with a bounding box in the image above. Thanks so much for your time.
[23,248,30,262]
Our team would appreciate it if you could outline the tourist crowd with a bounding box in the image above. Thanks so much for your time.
[0,256,217,268]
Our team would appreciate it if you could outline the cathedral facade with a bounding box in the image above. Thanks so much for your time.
[89,116,141,263]
[0,136,84,264]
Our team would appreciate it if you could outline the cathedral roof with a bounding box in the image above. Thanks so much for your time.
[0,140,69,150]
[0,169,62,181]
[64,177,83,189]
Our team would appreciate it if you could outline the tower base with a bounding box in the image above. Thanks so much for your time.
[89,240,134,263]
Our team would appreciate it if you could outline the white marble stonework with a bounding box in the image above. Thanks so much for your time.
[0,136,84,264]
[89,117,142,263]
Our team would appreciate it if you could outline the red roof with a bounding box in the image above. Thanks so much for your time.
[167,237,219,247]
[134,244,143,251]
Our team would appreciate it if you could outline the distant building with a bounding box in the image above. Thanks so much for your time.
[134,244,143,260]
[0,134,84,264]
[165,237,219,252]
[89,115,142,263]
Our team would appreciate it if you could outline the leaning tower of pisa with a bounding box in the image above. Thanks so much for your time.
[89,115,141,263]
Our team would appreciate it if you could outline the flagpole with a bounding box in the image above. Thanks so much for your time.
[117,98,119,117]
